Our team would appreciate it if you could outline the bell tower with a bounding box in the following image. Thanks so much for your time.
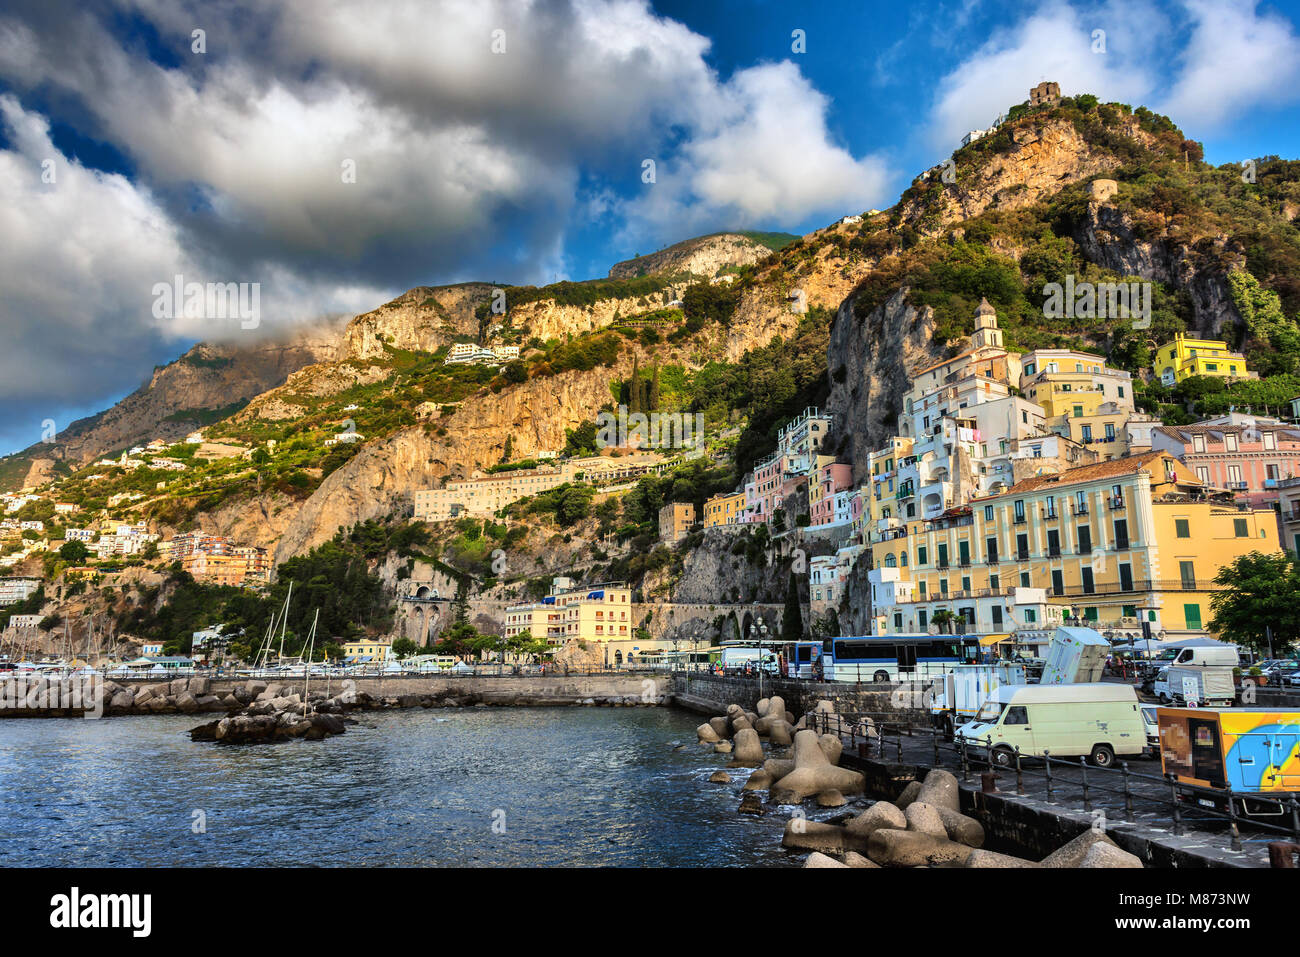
[971,297,1003,351]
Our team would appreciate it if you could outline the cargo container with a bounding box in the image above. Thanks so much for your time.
[1039,627,1110,685]
[1157,707,1300,817]
[930,662,1027,738]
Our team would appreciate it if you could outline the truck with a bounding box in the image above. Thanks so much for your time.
[929,662,1027,739]
[1153,644,1238,707]
[1039,627,1110,685]
[1157,707,1300,817]
[955,683,1147,768]
[718,646,778,676]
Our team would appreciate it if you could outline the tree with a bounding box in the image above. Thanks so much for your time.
[1210,552,1300,656]
[931,609,957,635]
[59,540,88,563]
[391,637,418,659]
[781,570,804,642]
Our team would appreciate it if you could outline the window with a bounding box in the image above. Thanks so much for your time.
[989,574,1000,591]
[1173,518,1190,538]
[1020,572,1031,588]
[1014,500,1026,523]
[986,536,999,564]
[1024,609,1037,624]
[1114,519,1129,550]
[984,505,994,521]
[1004,706,1029,725]
[1073,405,1084,418]
[937,543,949,568]
[1016,533,1029,560]
[1081,425,1093,441]
[939,579,949,595]
[1227,464,1243,485]
[1051,570,1064,595]
[1047,529,1061,557]
[958,541,970,566]
[1268,464,1280,480]
[1234,518,1249,537]
[917,545,927,565]
[1184,604,1203,630]
[894,613,903,630]
[991,606,1003,627]
[1122,605,1137,618]
[1077,525,1092,555]
[1105,423,1115,440]
[918,581,927,597]
[1225,434,1238,452]
[1118,386,1125,399]
[1082,567,1094,594]
[918,610,927,630]
[1195,466,1209,484]
[900,552,908,567]
[1179,560,1196,589]
[1264,432,1277,451]
[1119,562,1133,592]
[1025,362,1036,376]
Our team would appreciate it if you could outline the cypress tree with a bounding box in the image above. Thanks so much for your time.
[782,570,804,642]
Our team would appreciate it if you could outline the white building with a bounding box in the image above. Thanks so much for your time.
[0,578,41,606]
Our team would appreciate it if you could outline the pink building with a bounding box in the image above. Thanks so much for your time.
[1151,419,1300,508]
[810,462,853,526]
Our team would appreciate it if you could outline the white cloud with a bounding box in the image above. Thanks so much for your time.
[622,61,892,243]
[1159,0,1300,128]
[925,1,1162,150]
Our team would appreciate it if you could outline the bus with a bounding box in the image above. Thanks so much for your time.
[823,634,979,683]
[778,641,823,679]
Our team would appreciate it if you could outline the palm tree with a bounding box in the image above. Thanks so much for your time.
[931,609,956,635]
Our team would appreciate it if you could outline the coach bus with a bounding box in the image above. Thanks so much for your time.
[823,634,980,682]
[777,641,824,679]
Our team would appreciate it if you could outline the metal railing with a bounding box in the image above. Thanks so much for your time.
[806,710,1300,848]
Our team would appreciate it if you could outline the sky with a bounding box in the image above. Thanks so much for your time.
[1,0,1300,457]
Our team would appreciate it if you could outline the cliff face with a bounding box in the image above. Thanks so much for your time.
[899,116,1156,234]
[608,232,777,279]
[824,288,944,484]
[1074,201,1245,336]
[343,283,493,359]
[271,364,626,563]
[486,289,682,342]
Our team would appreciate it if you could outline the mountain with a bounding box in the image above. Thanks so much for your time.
[607,231,796,279]
[15,94,1300,582]
[0,324,343,489]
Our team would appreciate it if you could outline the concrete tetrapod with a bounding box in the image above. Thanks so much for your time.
[731,728,765,767]
[697,722,722,743]
[915,768,960,812]
[769,729,865,804]
[804,851,850,868]
[845,801,907,840]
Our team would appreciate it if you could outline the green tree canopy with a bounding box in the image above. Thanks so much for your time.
[1210,551,1300,655]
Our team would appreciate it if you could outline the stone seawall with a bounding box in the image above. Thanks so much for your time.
[0,674,673,718]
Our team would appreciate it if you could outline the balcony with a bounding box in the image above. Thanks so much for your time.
[1072,502,1090,516]
[1048,546,1062,558]
[1226,481,1248,491]
[1108,496,1126,510]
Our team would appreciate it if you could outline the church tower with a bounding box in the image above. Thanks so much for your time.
[971,297,1003,351]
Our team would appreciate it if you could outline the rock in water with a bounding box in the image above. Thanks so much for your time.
[738,792,765,816]
[770,730,865,803]
[710,771,732,784]
[732,728,764,766]
[817,789,846,808]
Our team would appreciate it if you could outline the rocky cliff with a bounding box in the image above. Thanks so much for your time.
[608,232,779,279]
[343,283,493,359]
[825,288,944,484]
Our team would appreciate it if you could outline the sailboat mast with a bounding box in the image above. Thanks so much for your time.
[276,580,292,665]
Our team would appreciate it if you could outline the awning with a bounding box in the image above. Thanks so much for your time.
[978,634,1013,647]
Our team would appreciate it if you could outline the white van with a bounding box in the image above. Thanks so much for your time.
[1169,645,1238,668]
[955,683,1147,768]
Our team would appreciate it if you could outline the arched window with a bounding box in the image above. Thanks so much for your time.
[884,553,897,568]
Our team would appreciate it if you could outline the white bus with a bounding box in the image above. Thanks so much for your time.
[823,634,979,683]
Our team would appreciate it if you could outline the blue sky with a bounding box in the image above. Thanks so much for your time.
[1,0,1299,457]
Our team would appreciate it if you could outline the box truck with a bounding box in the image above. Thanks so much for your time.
[955,683,1147,768]
[1157,707,1300,816]
[1039,627,1110,685]
[1153,643,1238,707]
[930,662,1027,738]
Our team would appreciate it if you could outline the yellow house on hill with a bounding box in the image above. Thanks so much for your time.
[1154,334,1253,386]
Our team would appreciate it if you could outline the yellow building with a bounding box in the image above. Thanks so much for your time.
[505,580,637,651]
[342,638,391,663]
[658,502,697,543]
[703,491,747,527]
[1154,334,1253,386]
[1019,348,1152,460]
[868,451,1278,637]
